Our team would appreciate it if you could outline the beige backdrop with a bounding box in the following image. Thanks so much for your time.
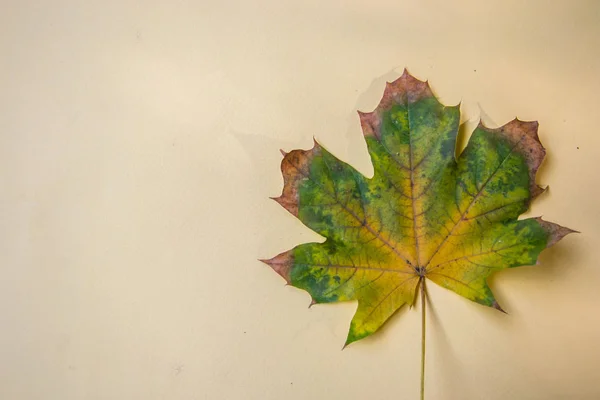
[1,1,599,399]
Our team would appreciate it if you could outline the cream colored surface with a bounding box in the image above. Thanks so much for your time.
[1,1,599,399]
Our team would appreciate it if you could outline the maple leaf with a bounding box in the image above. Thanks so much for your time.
[262,70,574,351]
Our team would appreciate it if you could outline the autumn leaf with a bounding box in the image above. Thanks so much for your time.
[262,70,574,351]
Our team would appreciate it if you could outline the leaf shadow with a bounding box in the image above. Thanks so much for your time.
[227,127,298,194]
[455,121,471,159]
[425,286,474,399]
[227,127,325,259]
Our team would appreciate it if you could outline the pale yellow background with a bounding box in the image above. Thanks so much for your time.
[1,1,599,399]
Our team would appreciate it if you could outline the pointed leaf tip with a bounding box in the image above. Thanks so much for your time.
[384,70,433,107]
[269,196,286,207]
[261,251,293,284]
[342,337,353,350]
[536,218,579,247]
[492,300,507,314]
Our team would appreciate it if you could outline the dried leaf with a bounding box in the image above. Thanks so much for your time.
[263,70,575,347]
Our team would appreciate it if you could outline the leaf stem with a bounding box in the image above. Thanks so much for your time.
[420,277,426,400]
